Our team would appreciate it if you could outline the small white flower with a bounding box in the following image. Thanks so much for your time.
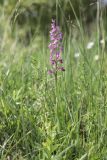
[86,42,94,49]
[94,54,99,61]
[101,0,107,6]
[100,39,104,44]
[74,52,80,58]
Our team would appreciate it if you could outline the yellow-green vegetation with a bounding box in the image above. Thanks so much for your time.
[0,0,107,160]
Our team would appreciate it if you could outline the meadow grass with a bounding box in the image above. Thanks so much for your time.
[0,1,107,160]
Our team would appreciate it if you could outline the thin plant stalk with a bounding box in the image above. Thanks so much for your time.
[48,19,65,128]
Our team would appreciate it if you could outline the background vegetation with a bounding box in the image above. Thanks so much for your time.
[0,0,107,159]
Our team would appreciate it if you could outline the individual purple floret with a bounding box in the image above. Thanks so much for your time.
[48,19,65,74]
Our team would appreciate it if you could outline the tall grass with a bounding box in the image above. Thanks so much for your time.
[0,1,107,160]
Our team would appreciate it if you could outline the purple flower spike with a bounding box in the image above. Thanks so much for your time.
[48,19,65,74]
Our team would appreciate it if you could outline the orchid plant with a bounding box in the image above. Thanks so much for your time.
[48,19,65,77]
[48,19,65,126]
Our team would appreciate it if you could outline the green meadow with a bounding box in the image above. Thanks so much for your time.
[0,0,107,159]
